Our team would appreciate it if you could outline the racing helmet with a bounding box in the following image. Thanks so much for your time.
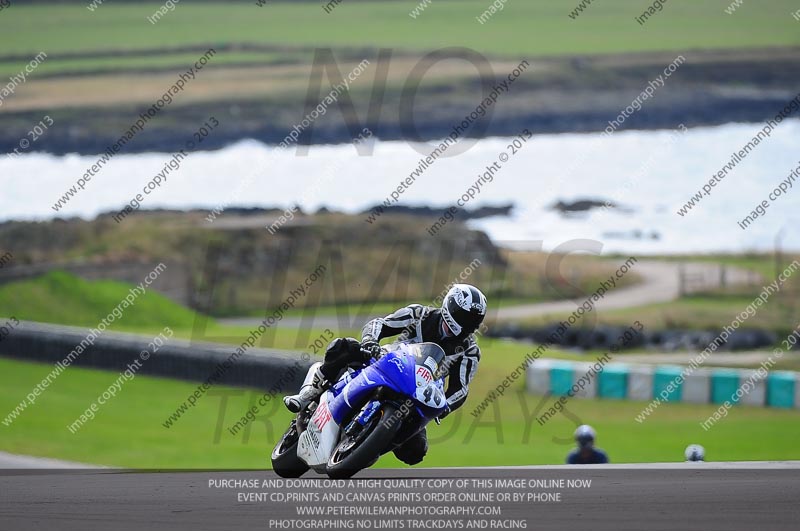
[574,425,596,449]
[685,444,705,462]
[441,284,487,336]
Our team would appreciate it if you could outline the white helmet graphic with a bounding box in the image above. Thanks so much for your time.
[441,284,487,336]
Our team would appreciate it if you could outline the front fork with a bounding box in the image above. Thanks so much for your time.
[347,391,428,453]
[343,400,382,436]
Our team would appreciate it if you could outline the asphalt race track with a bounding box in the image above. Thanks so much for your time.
[1,463,799,530]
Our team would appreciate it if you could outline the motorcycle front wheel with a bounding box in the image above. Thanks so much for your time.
[271,419,310,478]
[326,403,402,479]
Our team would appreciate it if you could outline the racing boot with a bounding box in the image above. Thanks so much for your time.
[283,362,327,413]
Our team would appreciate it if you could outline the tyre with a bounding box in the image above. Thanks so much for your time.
[326,403,402,479]
[271,420,309,478]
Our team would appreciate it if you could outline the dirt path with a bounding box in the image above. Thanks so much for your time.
[220,261,758,330]
[495,260,756,320]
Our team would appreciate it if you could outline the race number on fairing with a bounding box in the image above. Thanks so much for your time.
[414,379,445,407]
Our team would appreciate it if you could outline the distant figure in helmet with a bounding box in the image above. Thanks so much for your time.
[283,283,488,466]
[566,425,609,464]
[685,444,705,462]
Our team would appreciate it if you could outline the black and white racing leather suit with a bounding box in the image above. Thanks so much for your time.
[360,303,481,412]
[318,304,482,465]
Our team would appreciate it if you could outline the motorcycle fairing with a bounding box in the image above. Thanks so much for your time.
[327,346,447,425]
[296,392,340,469]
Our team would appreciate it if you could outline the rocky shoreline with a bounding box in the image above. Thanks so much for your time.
[1,90,794,156]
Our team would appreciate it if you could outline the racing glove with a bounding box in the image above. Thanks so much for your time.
[360,338,382,360]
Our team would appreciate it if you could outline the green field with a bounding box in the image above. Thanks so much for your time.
[1,356,798,468]
[1,1,798,76]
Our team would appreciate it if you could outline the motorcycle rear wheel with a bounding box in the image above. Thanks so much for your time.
[326,404,402,479]
[271,420,310,478]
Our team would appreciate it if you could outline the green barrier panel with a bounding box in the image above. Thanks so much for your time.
[652,366,683,402]
[711,369,740,404]
[550,364,575,396]
[767,371,796,409]
[598,365,628,399]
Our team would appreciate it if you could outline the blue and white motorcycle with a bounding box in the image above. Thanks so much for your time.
[271,342,449,479]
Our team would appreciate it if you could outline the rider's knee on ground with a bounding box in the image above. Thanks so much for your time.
[393,435,428,466]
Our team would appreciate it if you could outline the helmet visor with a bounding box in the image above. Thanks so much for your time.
[444,296,485,335]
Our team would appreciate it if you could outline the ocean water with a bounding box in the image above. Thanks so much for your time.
[3,120,799,254]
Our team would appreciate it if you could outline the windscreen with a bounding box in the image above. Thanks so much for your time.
[407,342,446,379]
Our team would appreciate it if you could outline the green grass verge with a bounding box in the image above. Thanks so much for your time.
[1,356,798,468]
[1,1,797,61]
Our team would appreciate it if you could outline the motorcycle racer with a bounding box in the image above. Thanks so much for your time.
[283,283,488,465]
[566,425,610,465]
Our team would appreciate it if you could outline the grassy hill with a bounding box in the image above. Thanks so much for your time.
[0,271,198,329]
